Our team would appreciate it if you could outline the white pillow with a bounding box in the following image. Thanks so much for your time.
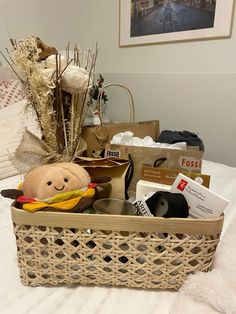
[0,100,40,179]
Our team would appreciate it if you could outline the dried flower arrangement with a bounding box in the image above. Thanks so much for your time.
[0,36,99,173]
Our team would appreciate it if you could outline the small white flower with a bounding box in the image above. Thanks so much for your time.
[45,55,67,70]
[40,68,55,88]
[61,65,89,94]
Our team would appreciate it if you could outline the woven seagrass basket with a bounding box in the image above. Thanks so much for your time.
[11,206,223,290]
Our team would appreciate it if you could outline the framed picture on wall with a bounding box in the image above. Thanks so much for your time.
[119,0,235,46]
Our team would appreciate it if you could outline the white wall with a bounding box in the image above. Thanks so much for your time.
[1,0,236,166]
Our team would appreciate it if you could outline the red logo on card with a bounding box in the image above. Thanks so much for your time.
[177,179,188,191]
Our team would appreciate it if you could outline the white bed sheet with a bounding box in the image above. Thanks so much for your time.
[0,160,235,314]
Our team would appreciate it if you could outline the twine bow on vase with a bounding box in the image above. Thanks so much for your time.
[10,129,87,174]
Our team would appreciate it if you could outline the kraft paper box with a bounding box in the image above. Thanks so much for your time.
[170,173,229,219]
[75,156,131,200]
[105,144,203,196]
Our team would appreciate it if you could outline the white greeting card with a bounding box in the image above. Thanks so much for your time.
[170,173,229,219]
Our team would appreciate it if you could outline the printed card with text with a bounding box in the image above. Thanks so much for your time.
[170,173,229,219]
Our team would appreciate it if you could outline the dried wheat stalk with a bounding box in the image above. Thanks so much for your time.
[0,36,98,171]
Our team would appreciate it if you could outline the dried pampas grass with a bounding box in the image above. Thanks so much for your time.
[1,36,98,173]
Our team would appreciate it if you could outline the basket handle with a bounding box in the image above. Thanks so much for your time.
[96,83,135,124]
[95,83,136,146]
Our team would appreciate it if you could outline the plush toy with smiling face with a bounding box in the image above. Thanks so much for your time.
[1,162,110,213]
[21,162,91,200]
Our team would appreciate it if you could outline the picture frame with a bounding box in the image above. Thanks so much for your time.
[119,0,235,46]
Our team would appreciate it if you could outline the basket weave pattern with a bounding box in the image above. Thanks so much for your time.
[13,223,220,290]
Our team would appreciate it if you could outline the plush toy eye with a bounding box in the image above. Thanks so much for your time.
[64,178,68,183]
[47,181,52,186]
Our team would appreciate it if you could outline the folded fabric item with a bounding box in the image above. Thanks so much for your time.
[158,130,204,151]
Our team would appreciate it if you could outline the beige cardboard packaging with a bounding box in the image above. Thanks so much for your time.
[136,180,171,200]
[105,144,203,195]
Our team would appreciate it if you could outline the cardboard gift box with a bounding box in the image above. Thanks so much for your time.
[105,144,203,196]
